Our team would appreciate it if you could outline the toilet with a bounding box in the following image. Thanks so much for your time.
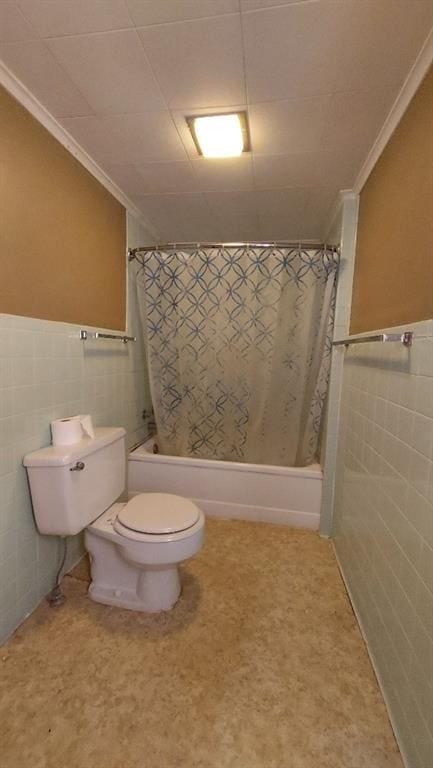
[23,427,205,613]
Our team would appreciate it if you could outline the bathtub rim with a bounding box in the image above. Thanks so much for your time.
[129,437,322,481]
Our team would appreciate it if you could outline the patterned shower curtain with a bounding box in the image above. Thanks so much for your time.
[135,246,338,467]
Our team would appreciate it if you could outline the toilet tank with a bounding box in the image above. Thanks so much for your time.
[23,427,126,536]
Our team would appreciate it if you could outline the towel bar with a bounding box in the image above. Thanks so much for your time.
[79,330,136,344]
[332,331,413,347]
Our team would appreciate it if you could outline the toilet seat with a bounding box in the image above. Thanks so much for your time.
[115,493,200,536]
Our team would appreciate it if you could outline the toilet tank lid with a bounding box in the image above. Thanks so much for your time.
[23,427,126,468]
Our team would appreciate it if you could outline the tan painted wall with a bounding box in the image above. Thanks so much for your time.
[350,67,433,334]
[0,86,126,330]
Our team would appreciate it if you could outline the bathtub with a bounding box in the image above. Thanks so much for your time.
[128,437,322,530]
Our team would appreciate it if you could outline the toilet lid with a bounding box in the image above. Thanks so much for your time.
[117,493,200,535]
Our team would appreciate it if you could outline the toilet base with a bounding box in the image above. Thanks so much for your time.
[85,518,186,613]
[84,504,204,614]
[88,567,181,613]
[137,565,181,611]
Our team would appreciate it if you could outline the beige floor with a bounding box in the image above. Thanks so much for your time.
[1,519,402,768]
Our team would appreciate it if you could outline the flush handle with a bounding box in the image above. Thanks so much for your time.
[70,461,85,472]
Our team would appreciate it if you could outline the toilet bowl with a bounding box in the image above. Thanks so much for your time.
[85,493,205,612]
[23,427,205,614]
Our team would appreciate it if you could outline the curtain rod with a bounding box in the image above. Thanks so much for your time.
[128,242,339,260]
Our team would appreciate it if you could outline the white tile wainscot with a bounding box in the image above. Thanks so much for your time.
[332,319,433,768]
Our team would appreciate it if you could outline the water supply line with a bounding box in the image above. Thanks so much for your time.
[47,537,68,607]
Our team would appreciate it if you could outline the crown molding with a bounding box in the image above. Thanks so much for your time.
[353,28,433,193]
[0,58,158,240]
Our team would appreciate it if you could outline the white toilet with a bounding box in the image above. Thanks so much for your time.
[23,427,205,613]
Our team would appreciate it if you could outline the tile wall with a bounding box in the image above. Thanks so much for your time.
[333,319,433,768]
[0,214,152,643]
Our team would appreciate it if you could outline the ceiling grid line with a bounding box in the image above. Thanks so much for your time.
[238,0,261,237]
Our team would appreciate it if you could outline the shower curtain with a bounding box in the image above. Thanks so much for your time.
[135,245,338,467]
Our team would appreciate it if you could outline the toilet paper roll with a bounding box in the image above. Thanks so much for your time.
[51,417,84,446]
[79,414,95,439]
[51,414,95,446]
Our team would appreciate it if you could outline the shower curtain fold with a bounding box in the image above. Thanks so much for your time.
[135,246,337,467]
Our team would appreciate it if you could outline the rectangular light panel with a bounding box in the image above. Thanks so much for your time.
[187,112,250,158]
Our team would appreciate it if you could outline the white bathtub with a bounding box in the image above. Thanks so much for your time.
[128,437,322,530]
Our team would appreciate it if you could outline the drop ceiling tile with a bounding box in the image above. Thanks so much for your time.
[191,156,254,192]
[336,0,433,93]
[17,0,133,37]
[222,218,262,242]
[249,95,331,155]
[61,112,187,164]
[0,3,35,40]
[253,148,364,191]
[129,201,164,240]
[255,188,310,240]
[102,164,150,196]
[320,86,400,153]
[105,113,187,162]
[138,15,245,109]
[47,29,164,115]
[181,219,223,242]
[60,116,126,163]
[0,40,92,117]
[131,196,184,240]
[242,2,346,102]
[204,190,257,217]
[126,0,239,26]
[303,187,339,236]
[132,193,219,241]
[134,161,198,193]
[204,191,260,241]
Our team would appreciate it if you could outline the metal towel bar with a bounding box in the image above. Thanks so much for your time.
[79,330,136,344]
[332,331,413,347]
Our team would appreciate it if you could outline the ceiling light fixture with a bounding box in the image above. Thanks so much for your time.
[187,112,250,158]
